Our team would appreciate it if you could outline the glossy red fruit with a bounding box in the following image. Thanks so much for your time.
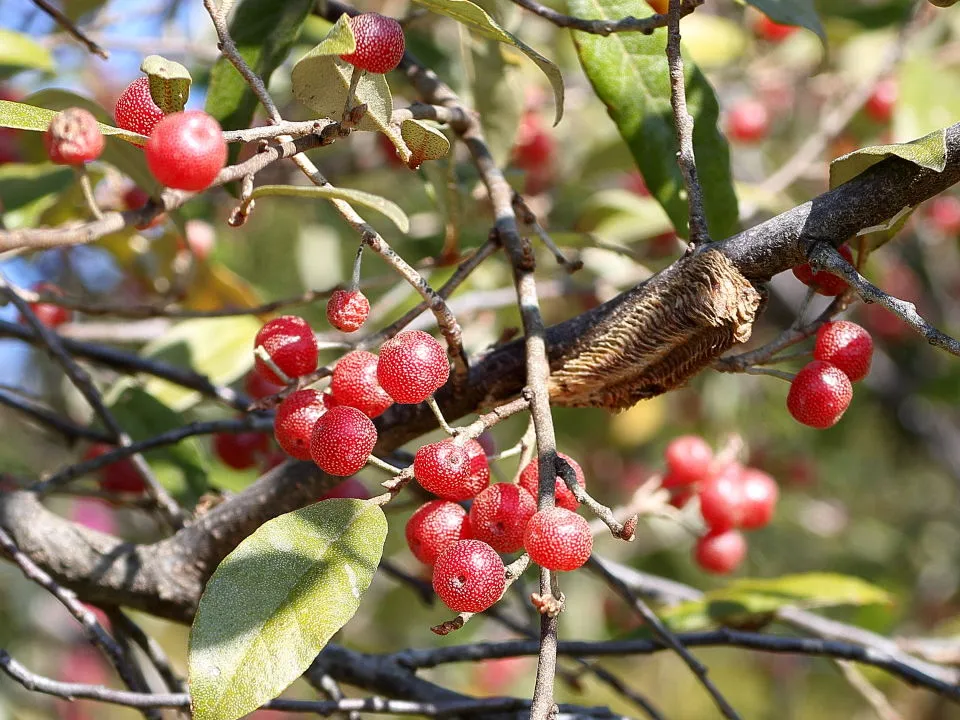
[145,110,227,191]
[377,330,450,404]
[84,443,145,493]
[320,477,370,500]
[739,468,779,530]
[406,500,472,565]
[414,440,476,500]
[792,244,854,296]
[754,14,798,42]
[27,283,72,328]
[865,78,897,124]
[469,483,537,554]
[327,289,370,333]
[928,195,960,235]
[213,431,269,470]
[254,316,318,385]
[726,99,770,143]
[114,77,165,136]
[814,321,873,382]
[694,529,747,574]
[310,406,377,476]
[340,13,405,74]
[274,389,329,460]
[524,507,593,572]
[463,439,491,495]
[329,350,394,418]
[698,464,746,532]
[244,370,285,400]
[787,360,854,429]
[663,435,713,487]
[44,108,104,165]
[433,539,505,613]
[518,452,585,511]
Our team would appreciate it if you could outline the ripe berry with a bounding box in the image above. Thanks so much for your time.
[754,14,798,42]
[320,477,370,501]
[44,108,104,165]
[406,500,472,565]
[513,112,554,170]
[792,244,854,296]
[739,468,779,530]
[329,350,393,418]
[865,78,897,124]
[84,443,145,493]
[432,539,505,613]
[469,483,537,554]
[694,529,747,574]
[698,464,746,532]
[814,321,873,382]
[310,405,378,476]
[463,439,491,495]
[518,452,585,511]
[274,389,329,460]
[524,507,593,572]
[787,360,854,429]
[327,289,370,333]
[27,283,71,329]
[254,315,318,385]
[145,110,227,191]
[663,435,713,487]
[114,77,165,136]
[244,370,285,400]
[928,195,960,235]
[340,13,405,74]
[415,440,473,500]
[214,431,269,470]
[377,330,450,404]
[726,99,770,143]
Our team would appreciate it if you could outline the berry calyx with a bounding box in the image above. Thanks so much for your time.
[663,435,713,487]
[44,108,104,165]
[254,315,318,385]
[698,464,746,532]
[339,13,405,75]
[726,99,770,143]
[739,468,779,530]
[524,507,593,572]
[469,483,537,554]
[27,283,72,328]
[518,452,585,511]
[327,289,370,333]
[406,500,472,565]
[329,350,394,418]
[310,405,378,476]
[114,77,166,136]
[694,529,747,574]
[414,440,481,501]
[787,360,854,429]
[814,320,873,382]
[274,389,329,460]
[145,110,227,191]
[84,443,145,493]
[754,14,798,42]
[432,539,505,613]
[792,244,854,296]
[865,78,897,124]
[377,330,450,404]
[213,431,269,470]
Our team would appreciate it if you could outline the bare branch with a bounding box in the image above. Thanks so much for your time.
[30,0,109,58]
[506,0,701,36]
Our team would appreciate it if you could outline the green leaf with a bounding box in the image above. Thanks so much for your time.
[141,55,192,114]
[0,163,73,214]
[571,5,738,240]
[400,119,451,169]
[189,500,387,720]
[248,184,410,234]
[291,54,393,134]
[830,129,947,188]
[0,99,145,145]
[307,13,356,56]
[742,0,825,41]
[412,0,564,124]
[0,29,55,75]
[469,39,524,167]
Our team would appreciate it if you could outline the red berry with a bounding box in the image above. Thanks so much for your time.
[214,431,269,470]
[663,435,713,487]
[668,487,696,509]
[320,477,370,501]
[274,389,329,460]
[787,360,853,429]
[415,440,481,500]
[432,539,505,613]
[694,529,747,574]
[698,464,746,532]
[339,13,405,74]
[27,283,71,329]
[122,185,165,230]
[865,78,897,124]
[513,112,554,170]
[463,439,491,495]
[260,450,287,472]
[244,370,285,400]
[792,244,854,296]
[329,350,393,418]
[377,330,450,404]
[114,77,165,136]
[327,289,370,333]
[518,452,585,511]
[43,108,104,165]
[739,468,779,530]
[928,195,960,235]
[406,500,472,565]
[310,406,377,476]
[814,321,873,382]
[726,99,770,143]
[524,507,593,572]
[754,14,798,42]
[145,110,226,191]
[84,443,145,493]
[469,483,537,554]
[254,315,318,385]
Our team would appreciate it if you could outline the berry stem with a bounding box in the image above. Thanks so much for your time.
[253,345,293,384]
[557,457,637,541]
[342,66,365,124]
[76,167,103,221]
[365,454,404,475]
[742,366,796,382]
[426,395,457,436]
[349,244,363,291]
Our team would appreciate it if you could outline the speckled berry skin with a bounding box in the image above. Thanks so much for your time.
[327,289,370,333]
[406,500,472,565]
[432,539,505,613]
[469,483,537,554]
[739,468,779,530]
[698,464,746,532]
[274,389,329,460]
[414,440,473,500]
[787,360,853,429]
[213,431,269,470]
[254,315,318,385]
[114,77,165,136]
[523,507,593,572]
[663,435,713,487]
[814,321,873,382]
[340,13,405,74]
[518,452,584,511]
[310,405,377,476]
[377,330,450,404]
[145,110,227,191]
[463,439,491,496]
[694,529,747,574]
[792,245,854,296]
[84,443,145,493]
[44,108,104,165]
[330,350,393,418]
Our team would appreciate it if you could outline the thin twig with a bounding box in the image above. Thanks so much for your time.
[0,388,114,443]
[506,0,701,36]
[835,660,904,720]
[30,0,109,58]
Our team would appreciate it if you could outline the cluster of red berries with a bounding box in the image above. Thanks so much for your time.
[408,452,592,613]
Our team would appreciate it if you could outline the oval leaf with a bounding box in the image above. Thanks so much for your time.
[249,184,410,233]
[0,29,55,74]
[308,13,356,56]
[0,98,145,144]
[401,119,450,168]
[744,0,825,41]
[830,129,948,189]
[141,55,192,113]
[189,500,387,720]
[291,54,393,133]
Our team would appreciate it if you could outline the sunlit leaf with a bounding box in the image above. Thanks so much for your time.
[141,54,192,113]
[0,29,55,75]
[248,184,410,233]
[400,119,450,169]
[291,54,393,134]
[830,129,947,188]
